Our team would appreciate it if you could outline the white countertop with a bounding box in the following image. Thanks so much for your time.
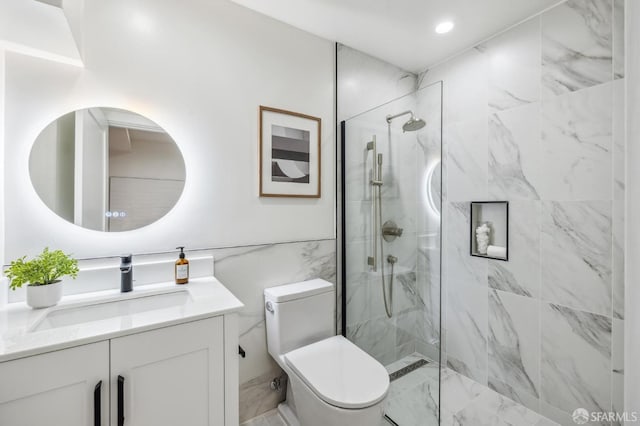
[0,277,244,363]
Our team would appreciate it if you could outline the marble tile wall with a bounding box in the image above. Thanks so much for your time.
[418,0,625,423]
[211,239,336,423]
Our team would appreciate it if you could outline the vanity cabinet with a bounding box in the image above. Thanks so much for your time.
[110,317,225,426]
[0,341,109,426]
[0,316,236,426]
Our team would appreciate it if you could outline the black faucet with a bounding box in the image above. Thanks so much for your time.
[120,254,133,293]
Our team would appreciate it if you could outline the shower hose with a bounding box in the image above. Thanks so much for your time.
[377,184,394,318]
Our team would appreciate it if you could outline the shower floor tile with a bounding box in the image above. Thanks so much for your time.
[385,353,560,426]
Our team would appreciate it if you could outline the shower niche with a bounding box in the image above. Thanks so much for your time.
[470,201,509,261]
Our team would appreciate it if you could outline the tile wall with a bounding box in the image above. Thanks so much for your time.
[419,0,625,424]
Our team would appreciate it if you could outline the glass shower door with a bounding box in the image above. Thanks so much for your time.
[342,82,442,425]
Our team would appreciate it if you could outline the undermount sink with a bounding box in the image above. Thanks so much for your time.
[31,289,191,332]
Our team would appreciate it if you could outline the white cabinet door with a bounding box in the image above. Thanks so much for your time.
[0,341,109,426]
[110,317,224,426]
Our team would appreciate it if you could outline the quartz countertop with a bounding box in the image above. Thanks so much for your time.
[0,277,243,362]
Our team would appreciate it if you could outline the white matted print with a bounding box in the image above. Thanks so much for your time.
[259,106,321,198]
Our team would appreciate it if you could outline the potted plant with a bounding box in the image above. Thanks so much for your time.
[4,247,79,309]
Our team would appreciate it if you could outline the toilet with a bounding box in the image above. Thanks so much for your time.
[264,279,389,426]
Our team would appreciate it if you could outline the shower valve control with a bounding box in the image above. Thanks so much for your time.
[382,220,403,242]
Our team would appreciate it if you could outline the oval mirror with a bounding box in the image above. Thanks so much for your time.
[29,107,185,232]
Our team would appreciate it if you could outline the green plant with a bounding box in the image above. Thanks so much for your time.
[4,247,79,291]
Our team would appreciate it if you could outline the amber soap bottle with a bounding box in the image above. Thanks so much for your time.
[175,246,189,284]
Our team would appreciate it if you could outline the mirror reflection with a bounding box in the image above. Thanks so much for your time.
[29,108,185,232]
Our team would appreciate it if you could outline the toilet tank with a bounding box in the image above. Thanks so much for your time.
[264,279,335,358]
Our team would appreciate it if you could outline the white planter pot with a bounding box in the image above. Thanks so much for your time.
[26,280,63,309]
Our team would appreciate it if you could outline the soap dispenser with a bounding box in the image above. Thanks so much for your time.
[175,246,189,284]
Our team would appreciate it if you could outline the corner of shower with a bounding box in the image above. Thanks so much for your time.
[339,81,443,426]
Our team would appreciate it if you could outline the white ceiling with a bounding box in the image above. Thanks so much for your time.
[230,0,563,72]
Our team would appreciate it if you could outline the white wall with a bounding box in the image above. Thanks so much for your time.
[29,120,59,211]
[2,0,335,261]
[0,0,81,66]
[0,50,6,306]
[625,0,640,416]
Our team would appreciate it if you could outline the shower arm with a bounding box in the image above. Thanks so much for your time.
[386,110,413,123]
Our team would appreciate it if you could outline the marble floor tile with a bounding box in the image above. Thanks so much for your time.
[294,352,559,426]
[240,409,286,426]
[440,367,485,415]
[472,388,547,425]
[541,0,612,97]
[451,400,515,426]
[386,378,439,426]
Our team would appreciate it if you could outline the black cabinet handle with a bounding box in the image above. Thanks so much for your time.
[94,380,102,426]
[117,375,125,426]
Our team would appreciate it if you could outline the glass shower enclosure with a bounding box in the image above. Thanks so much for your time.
[341,81,443,425]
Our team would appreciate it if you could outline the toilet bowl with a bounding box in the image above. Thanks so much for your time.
[264,279,389,426]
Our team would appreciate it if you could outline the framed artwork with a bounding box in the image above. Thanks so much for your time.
[259,106,321,198]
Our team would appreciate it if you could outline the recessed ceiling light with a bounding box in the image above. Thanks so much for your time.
[435,21,454,34]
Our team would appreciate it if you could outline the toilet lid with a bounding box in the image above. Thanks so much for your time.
[284,335,389,409]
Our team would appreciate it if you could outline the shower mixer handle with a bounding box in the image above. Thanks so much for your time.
[382,220,403,242]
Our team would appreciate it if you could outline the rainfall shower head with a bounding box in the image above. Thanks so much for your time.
[386,110,426,132]
[402,116,426,132]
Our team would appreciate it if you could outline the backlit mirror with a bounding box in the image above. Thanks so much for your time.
[29,108,185,232]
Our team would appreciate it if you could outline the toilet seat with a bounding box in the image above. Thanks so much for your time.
[284,335,389,409]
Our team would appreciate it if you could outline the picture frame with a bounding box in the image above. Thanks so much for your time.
[259,106,321,198]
